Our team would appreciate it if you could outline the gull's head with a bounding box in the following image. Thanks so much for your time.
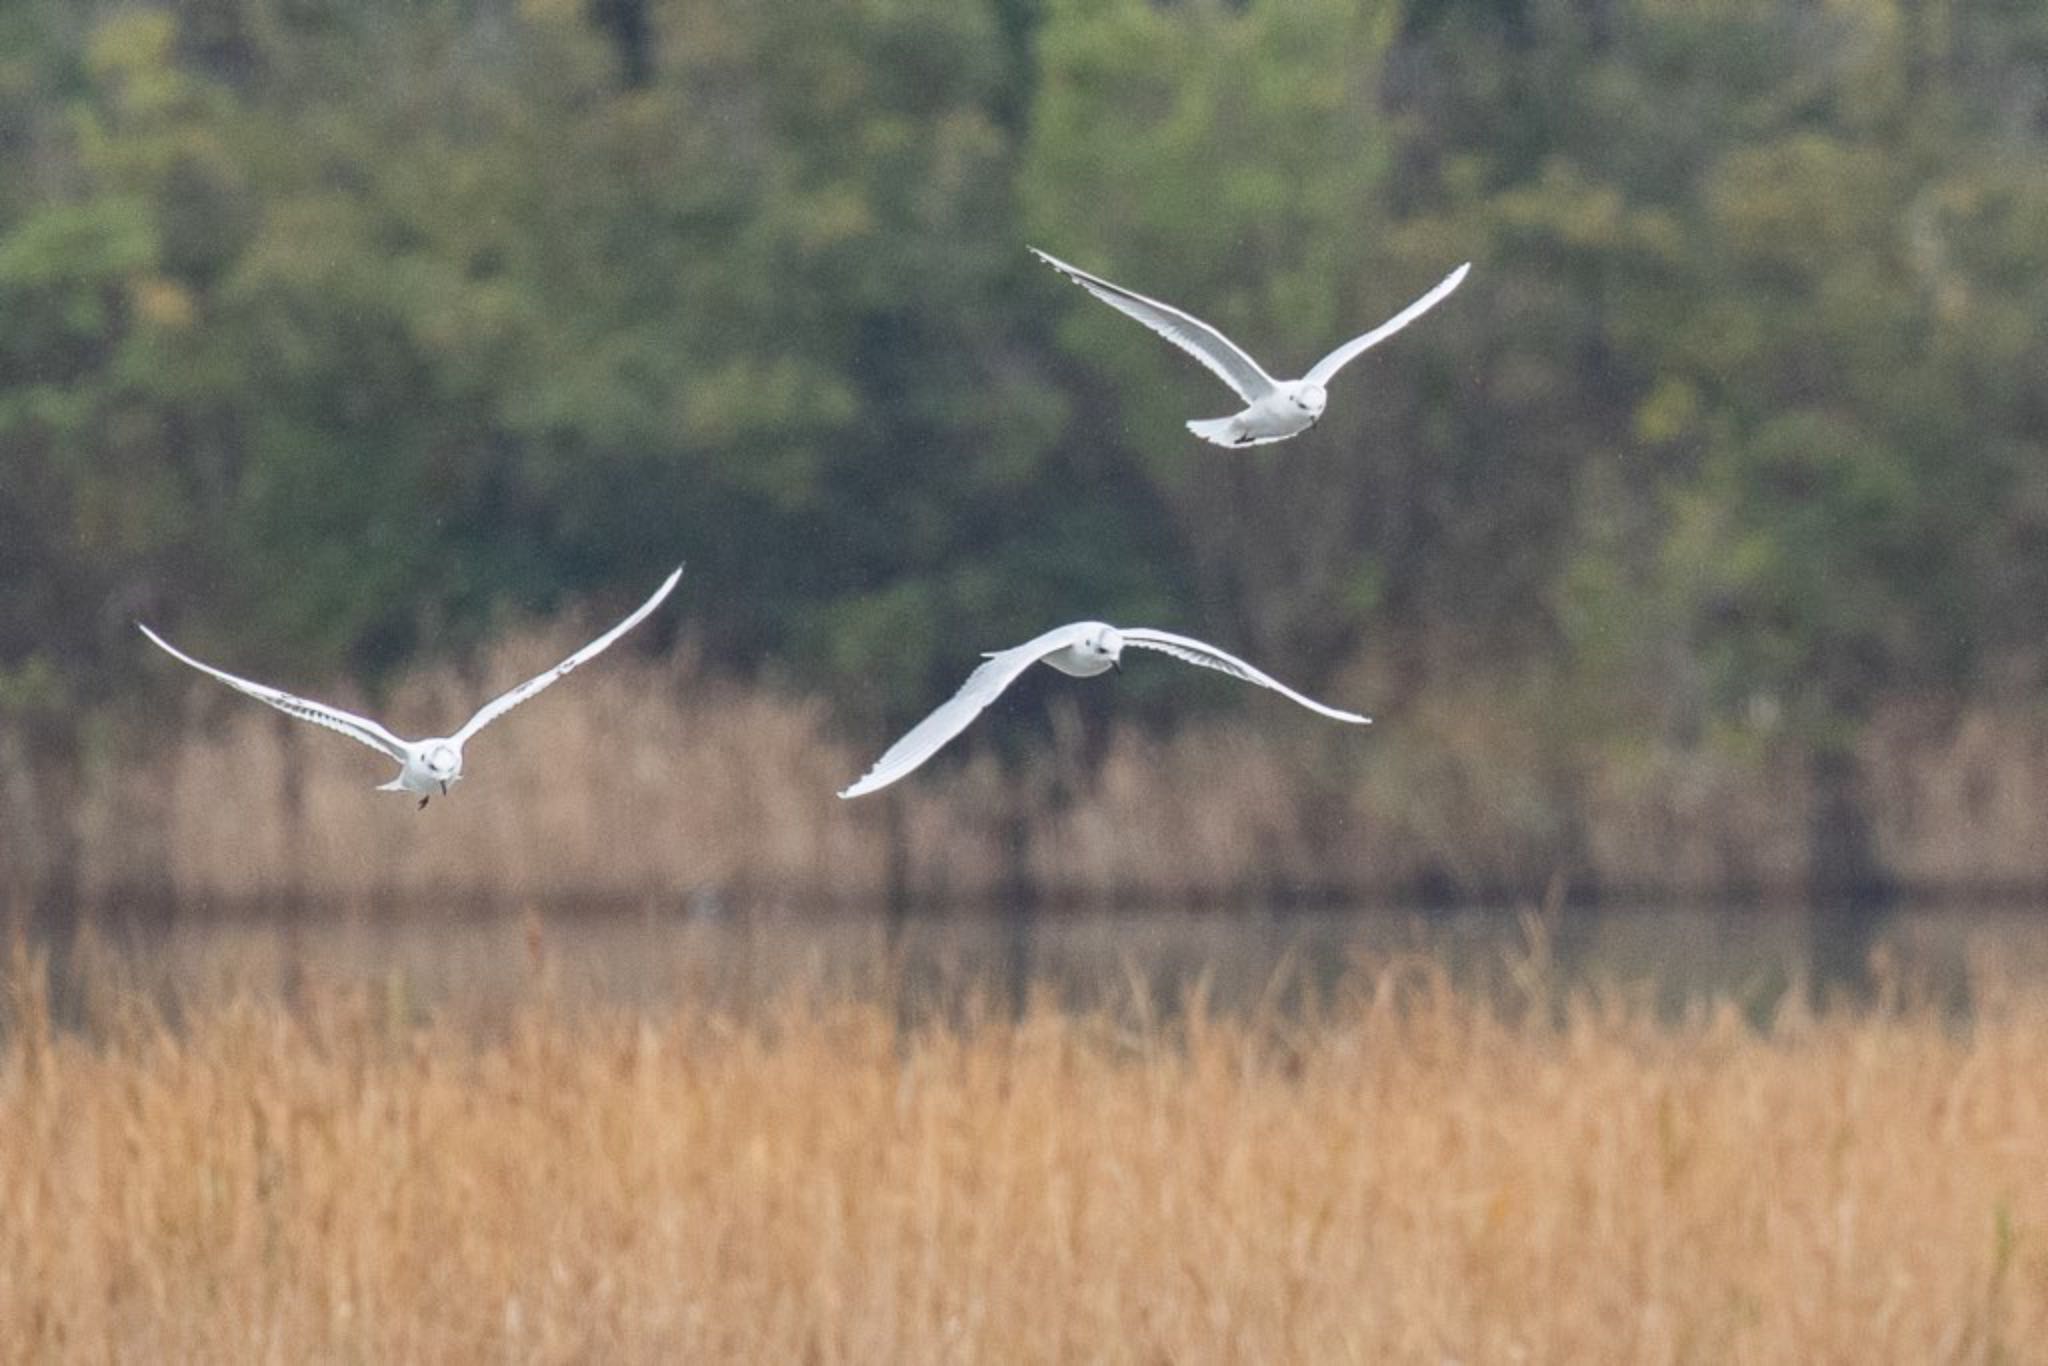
[1292,382,1329,417]
[425,744,461,783]
[1081,623,1125,665]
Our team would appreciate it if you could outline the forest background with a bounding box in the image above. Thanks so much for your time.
[8,0,2048,920]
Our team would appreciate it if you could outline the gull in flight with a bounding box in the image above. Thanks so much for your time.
[840,621,1368,798]
[140,566,683,808]
[1031,247,1469,447]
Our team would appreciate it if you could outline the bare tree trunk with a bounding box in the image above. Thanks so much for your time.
[23,725,84,1029]
[1806,743,1894,1004]
[882,790,912,945]
[0,725,38,926]
[587,0,653,88]
[275,713,308,1012]
[999,787,1037,1021]
[881,792,919,1038]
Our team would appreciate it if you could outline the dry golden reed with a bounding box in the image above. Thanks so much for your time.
[27,615,2048,911]
[2,942,2045,1363]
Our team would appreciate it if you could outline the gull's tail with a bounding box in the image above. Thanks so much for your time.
[1188,416,1297,448]
[1187,415,1290,447]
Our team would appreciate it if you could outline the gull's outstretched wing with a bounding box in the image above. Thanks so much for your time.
[840,622,1088,799]
[1303,263,1470,388]
[453,566,683,745]
[139,623,412,762]
[1031,248,1277,402]
[1121,628,1371,725]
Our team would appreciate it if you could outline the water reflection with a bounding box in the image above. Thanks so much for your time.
[40,900,2048,1028]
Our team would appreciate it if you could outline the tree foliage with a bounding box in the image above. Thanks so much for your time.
[4,0,2048,791]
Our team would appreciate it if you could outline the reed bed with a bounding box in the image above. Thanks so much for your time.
[8,611,2048,919]
[16,619,2048,911]
[2,935,2044,1363]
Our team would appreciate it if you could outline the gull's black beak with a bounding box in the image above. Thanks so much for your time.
[440,780,450,795]
[1112,659,1123,674]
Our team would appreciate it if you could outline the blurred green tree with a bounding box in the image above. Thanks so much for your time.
[1,0,2048,911]
[1021,0,1410,684]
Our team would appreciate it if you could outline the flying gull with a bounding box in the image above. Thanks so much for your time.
[840,620,1368,798]
[1032,247,1469,447]
[141,566,683,807]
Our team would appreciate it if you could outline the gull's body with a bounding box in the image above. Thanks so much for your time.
[1031,248,1470,447]
[840,621,1368,799]
[141,566,682,807]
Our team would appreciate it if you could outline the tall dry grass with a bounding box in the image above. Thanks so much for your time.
[2,936,2045,1362]
[13,615,2048,908]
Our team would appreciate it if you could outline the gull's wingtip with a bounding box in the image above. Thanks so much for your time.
[637,564,684,610]
[1447,261,1473,286]
[1029,245,1079,275]
[841,766,904,799]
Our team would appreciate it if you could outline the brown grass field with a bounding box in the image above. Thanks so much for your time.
[2,927,2045,1364]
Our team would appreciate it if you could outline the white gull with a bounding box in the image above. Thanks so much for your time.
[141,566,682,807]
[1032,247,1469,447]
[841,620,1367,798]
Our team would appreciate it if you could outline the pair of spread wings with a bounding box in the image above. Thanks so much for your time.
[1030,248,1470,403]
[840,623,1368,799]
[139,567,683,761]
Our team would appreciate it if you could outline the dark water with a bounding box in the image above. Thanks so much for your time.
[42,899,2048,1027]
